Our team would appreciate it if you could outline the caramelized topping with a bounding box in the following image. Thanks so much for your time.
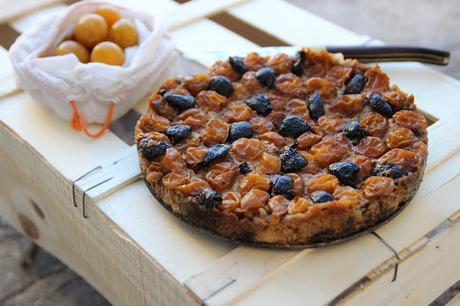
[206,162,238,192]
[231,138,264,161]
[240,189,270,213]
[239,173,271,195]
[203,119,230,145]
[160,148,186,174]
[137,49,428,223]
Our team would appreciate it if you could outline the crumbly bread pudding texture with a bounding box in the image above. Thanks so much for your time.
[135,48,428,246]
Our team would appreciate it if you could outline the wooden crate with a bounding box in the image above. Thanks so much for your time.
[1,1,460,305]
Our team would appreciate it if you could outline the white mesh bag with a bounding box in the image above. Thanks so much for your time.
[9,1,178,138]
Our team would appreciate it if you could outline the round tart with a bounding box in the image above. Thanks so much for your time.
[135,48,428,247]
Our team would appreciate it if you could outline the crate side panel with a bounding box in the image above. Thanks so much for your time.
[0,123,197,306]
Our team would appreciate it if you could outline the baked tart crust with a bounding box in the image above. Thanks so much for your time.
[135,48,428,247]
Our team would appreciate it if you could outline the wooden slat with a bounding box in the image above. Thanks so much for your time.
[0,46,18,98]
[96,181,236,282]
[10,3,68,33]
[164,0,249,31]
[171,19,257,54]
[209,12,288,47]
[185,247,310,305]
[424,114,460,172]
[0,24,20,49]
[227,0,371,46]
[76,145,141,203]
[228,235,394,306]
[0,0,63,24]
[343,218,460,306]
[0,91,129,179]
[104,0,177,17]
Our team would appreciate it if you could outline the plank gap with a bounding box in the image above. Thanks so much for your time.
[428,277,460,305]
[418,109,438,127]
[109,109,141,146]
[208,12,289,47]
[0,24,20,50]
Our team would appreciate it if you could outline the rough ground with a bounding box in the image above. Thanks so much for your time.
[1,0,458,305]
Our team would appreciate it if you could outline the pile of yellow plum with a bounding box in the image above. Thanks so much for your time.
[55,5,139,66]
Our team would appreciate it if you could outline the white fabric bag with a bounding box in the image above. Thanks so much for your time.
[9,1,178,137]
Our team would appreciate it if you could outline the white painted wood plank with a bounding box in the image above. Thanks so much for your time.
[171,19,257,53]
[10,3,67,33]
[78,145,141,202]
[425,113,460,172]
[104,0,177,17]
[185,247,310,305]
[0,46,18,98]
[233,235,393,306]
[345,218,460,306]
[96,180,236,282]
[164,0,248,31]
[0,0,62,23]
[0,91,128,179]
[228,0,370,46]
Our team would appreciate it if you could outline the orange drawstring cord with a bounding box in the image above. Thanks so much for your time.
[70,100,115,139]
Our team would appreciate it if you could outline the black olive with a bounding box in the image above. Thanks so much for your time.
[256,67,275,88]
[344,73,366,94]
[271,175,293,196]
[343,121,366,143]
[239,162,251,174]
[284,189,297,200]
[201,189,221,209]
[311,191,334,203]
[278,115,310,138]
[229,56,247,74]
[280,145,307,173]
[308,93,325,120]
[208,76,234,98]
[291,50,305,76]
[165,125,192,144]
[228,121,254,142]
[164,93,196,110]
[366,92,394,118]
[139,137,169,161]
[373,162,406,179]
[245,93,272,116]
[196,144,230,169]
[328,162,360,185]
